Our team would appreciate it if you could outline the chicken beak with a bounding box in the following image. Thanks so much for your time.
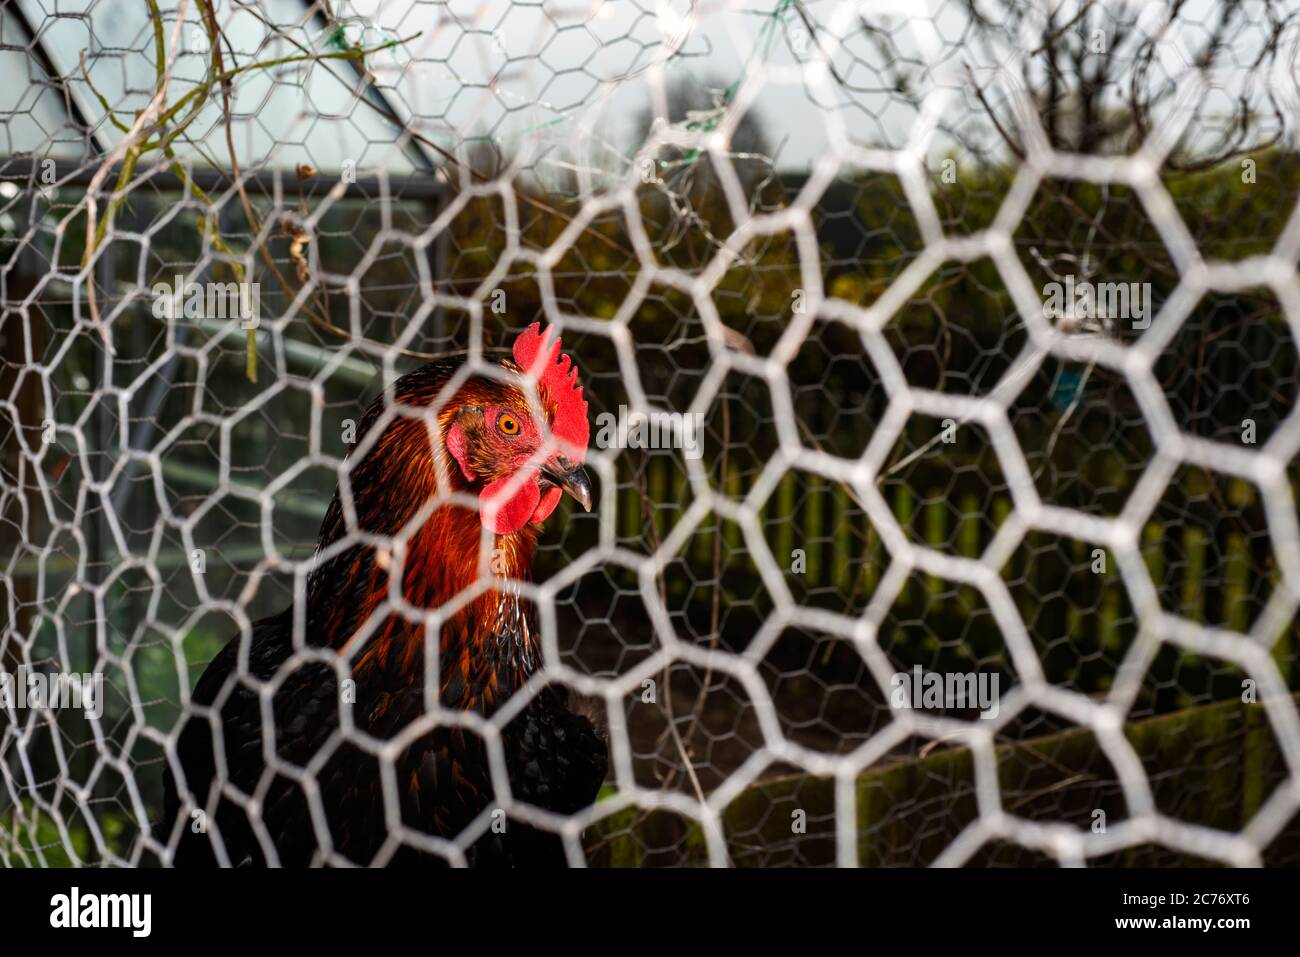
[543,460,593,512]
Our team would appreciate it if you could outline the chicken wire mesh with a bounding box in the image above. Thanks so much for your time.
[1,0,1299,867]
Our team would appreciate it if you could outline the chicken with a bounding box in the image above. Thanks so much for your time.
[161,323,608,866]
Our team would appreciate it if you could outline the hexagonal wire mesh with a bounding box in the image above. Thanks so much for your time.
[1,0,1300,867]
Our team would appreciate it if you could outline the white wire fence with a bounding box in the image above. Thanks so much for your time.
[1,0,1299,866]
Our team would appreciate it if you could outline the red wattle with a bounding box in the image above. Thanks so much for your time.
[532,485,563,524]
[480,472,541,534]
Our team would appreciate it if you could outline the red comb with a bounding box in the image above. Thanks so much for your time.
[511,322,590,459]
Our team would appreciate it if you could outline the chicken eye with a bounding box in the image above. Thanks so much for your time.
[497,413,521,436]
